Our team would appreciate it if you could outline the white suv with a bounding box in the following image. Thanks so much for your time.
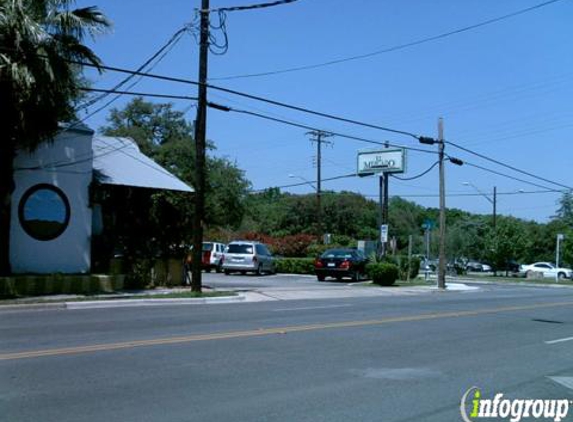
[201,242,226,273]
[222,241,275,275]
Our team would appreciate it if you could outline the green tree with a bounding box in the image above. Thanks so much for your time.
[99,98,250,261]
[484,217,526,273]
[0,0,110,274]
[554,191,573,226]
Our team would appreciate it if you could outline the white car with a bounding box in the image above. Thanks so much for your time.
[519,262,572,280]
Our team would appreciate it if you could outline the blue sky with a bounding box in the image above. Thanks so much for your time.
[77,0,573,223]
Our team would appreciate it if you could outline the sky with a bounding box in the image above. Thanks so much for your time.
[76,0,573,223]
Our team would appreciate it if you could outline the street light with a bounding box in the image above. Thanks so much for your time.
[462,182,497,228]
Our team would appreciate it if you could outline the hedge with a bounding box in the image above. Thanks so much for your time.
[274,258,315,275]
[366,262,399,286]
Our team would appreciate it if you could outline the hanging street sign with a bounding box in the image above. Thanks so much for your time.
[357,148,407,176]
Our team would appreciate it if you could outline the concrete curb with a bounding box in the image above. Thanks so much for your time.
[64,294,246,309]
[0,294,245,311]
[456,278,573,289]
[0,302,67,311]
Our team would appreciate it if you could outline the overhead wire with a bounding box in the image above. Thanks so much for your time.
[462,161,554,191]
[4,51,569,193]
[445,140,572,190]
[78,25,192,111]
[391,161,439,181]
[208,0,301,13]
[211,0,564,81]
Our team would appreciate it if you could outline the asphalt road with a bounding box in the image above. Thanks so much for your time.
[2,277,573,422]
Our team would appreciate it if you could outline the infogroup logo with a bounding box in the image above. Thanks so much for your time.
[460,387,571,422]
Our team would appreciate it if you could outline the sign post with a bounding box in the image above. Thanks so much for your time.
[357,148,406,258]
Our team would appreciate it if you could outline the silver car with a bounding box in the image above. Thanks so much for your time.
[222,241,275,275]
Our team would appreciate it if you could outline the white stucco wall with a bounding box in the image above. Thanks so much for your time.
[10,126,94,274]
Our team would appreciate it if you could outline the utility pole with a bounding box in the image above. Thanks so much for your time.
[191,0,210,293]
[493,186,497,229]
[308,130,332,238]
[407,234,413,282]
[378,173,389,257]
[437,117,446,289]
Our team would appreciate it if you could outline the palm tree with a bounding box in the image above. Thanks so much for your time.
[0,0,110,275]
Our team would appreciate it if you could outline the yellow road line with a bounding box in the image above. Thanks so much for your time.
[2,300,573,361]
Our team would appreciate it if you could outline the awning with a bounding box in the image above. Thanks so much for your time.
[93,136,193,193]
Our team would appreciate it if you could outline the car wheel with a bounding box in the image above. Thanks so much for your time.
[558,272,566,280]
[224,270,231,276]
[317,274,325,282]
[216,264,223,273]
[352,271,361,282]
[205,268,211,273]
[256,265,263,276]
[240,271,246,275]
[526,270,534,278]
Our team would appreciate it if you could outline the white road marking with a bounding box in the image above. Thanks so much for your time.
[273,304,352,312]
[545,336,573,345]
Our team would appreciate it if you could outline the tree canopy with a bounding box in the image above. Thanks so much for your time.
[97,98,251,264]
[0,0,110,275]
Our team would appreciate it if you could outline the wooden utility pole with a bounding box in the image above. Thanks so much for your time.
[309,130,332,238]
[437,117,446,289]
[191,0,210,292]
[493,186,497,229]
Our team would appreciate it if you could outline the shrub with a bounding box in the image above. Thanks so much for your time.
[366,262,399,286]
[395,255,420,281]
[274,257,315,275]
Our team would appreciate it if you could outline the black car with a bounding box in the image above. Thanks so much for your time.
[314,248,369,282]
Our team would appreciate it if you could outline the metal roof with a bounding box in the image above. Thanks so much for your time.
[92,136,193,193]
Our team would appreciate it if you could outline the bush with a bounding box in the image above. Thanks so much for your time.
[396,255,420,281]
[366,262,399,286]
[274,257,315,275]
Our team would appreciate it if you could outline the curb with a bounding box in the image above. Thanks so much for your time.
[65,294,246,309]
[0,294,245,311]
[0,302,66,312]
[456,278,573,289]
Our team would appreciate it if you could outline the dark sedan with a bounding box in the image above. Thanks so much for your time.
[314,248,369,282]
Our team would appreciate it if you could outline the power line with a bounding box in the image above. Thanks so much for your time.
[53,58,420,139]
[391,161,439,181]
[446,140,572,190]
[218,105,437,155]
[251,172,358,192]
[80,87,198,102]
[78,26,191,111]
[364,189,564,199]
[211,0,564,81]
[76,68,573,194]
[209,0,301,13]
[6,50,568,192]
[463,161,554,191]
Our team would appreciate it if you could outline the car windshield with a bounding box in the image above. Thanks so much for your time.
[202,243,213,252]
[227,244,254,254]
[322,249,354,259]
